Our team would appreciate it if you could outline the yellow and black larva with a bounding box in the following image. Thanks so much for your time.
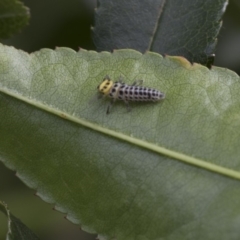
[97,75,165,114]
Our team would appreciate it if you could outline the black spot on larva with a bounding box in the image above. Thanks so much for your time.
[126,87,129,90]
[130,91,133,95]
[120,85,125,88]
[114,84,118,88]
[139,96,142,99]
[118,96,122,99]
[119,90,123,95]
[139,92,143,95]
[130,87,133,90]
[139,87,143,90]
[130,96,133,99]
[125,90,128,94]
[109,93,113,97]
[152,93,156,96]
[112,88,116,93]
[134,91,138,95]
[144,92,147,96]
[148,93,151,99]
[135,97,138,100]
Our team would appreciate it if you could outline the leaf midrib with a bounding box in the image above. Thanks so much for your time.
[2,86,240,181]
[148,0,166,51]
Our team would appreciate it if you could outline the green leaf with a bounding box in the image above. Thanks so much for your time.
[0,0,30,39]
[0,201,40,240]
[1,43,240,240]
[93,0,228,65]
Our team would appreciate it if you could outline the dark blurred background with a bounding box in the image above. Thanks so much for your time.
[214,0,240,75]
[1,0,240,239]
[2,0,96,52]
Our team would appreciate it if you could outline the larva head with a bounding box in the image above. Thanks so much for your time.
[97,77,113,95]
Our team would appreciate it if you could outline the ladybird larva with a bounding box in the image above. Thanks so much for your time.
[97,75,165,114]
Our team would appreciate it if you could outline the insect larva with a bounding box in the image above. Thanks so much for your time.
[97,75,165,114]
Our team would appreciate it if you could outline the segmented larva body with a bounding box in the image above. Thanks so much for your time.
[97,75,165,114]
[109,82,164,101]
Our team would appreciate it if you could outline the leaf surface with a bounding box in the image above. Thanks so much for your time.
[93,0,228,65]
[0,44,240,239]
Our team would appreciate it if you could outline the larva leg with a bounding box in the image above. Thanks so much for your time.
[118,76,124,83]
[104,75,111,80]
[124,100,131,112]
[106,99,115,114]
[131,80,143,86]
[88,92,102,105]
[97,92,103,99]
